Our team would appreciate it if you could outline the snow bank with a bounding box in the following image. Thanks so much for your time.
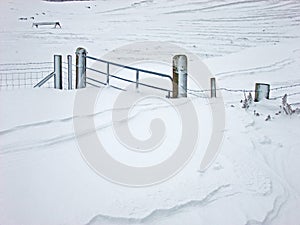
[0,0,300,225]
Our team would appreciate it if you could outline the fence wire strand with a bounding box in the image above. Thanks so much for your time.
[0,62,52,66]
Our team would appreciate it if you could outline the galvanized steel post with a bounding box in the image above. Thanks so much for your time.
[172,55,187,98]
[211,77,216,98]
[254,83,270,102]
[54,55,62,89]
[76,47,87,89]
[67,55,72,90]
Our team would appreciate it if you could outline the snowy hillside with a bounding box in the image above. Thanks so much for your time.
[0,0,300,225]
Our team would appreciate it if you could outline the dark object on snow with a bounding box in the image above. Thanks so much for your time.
[265,115,271,121]
[32,22,61,28]
[254,83,270,102]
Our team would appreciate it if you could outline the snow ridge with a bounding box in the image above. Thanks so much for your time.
[86,184,233,225]
[244,194,288,225]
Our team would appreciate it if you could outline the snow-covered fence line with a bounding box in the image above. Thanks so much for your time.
[0,62,54,90]
[0,59,76,90]
[1,48,299,105]
[28,47,175,97]
[187,83,300,95]
[187,80,300,106]
[77,46,300,105]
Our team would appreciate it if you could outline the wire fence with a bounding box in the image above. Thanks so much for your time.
[0,60,299,106]
[0,61,76,90]
[187,85,300,98]
[0,62,53,90]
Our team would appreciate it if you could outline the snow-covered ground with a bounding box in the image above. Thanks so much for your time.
[0,0,300,225]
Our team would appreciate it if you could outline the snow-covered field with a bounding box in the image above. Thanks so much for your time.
[0,0,300,225]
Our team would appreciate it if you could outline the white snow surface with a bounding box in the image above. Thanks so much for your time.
[1,0,300,225]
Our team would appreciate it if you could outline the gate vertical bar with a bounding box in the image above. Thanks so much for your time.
[54,55,62,89]
[172,55,187,98]
[211,78,216,98]
[67,55,72,90]
[136,70,139,89]
[106,63,110,85]
[76,47,87,89]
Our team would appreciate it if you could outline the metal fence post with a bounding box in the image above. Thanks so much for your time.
[211,77,216,98]
[67,55,72,90]
[172,55,187,98]
[54,55,62,89]
[76,47,87,89]
[254,83,270,102]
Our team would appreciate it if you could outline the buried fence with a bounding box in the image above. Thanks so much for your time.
[0,62,54,89]
[0,47,300,105]
[0,60,76,90]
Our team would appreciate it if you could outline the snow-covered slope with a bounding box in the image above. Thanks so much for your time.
[0,0,300,225]
[1,0,300,61]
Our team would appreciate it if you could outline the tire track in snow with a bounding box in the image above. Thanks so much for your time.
[216,58,295,78]
[96,0,154,14]
[0,98,199,154]
[0,102,155,136]
[164,0,265,14]
[4,0,300,60]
